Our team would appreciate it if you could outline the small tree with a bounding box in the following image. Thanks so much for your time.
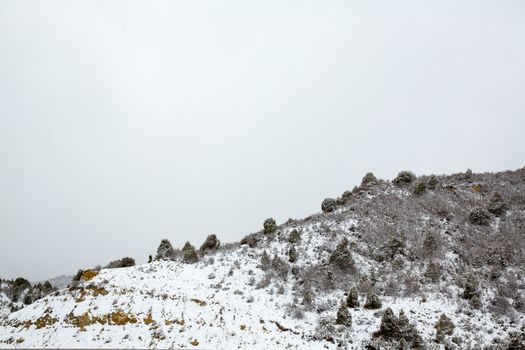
[329,238,355,271]
[288,246,297,263]
[434,313,454,343]
[106,257,135,269]
[393,171,416,185]
[335,300,351,326]
[260,250,271,270]
[469,208,491,226]
[364,293,382,309]
[263,218,277,234]
[413,180,426,195]
[427,175,439,190]
[288,229,301,243]
[156,239,175,260]
[487,192,507,216]
[182,242,199,264]
[200,234,220,253]
[347,287,360,308]
[321,198,337,213]
[361,172,377,187]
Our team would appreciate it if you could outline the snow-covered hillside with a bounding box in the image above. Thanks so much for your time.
[1,168,524,349]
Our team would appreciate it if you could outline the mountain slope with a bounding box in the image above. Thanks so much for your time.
[1,167,524,349]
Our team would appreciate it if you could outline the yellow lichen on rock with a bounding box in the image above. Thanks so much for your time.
[143,313,154,325]
[35,314,58,329]
[191,298,207,306]
[190,339,199,346]
[81,270,99,281]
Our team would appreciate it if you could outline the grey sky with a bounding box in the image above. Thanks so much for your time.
[1,0,524,281]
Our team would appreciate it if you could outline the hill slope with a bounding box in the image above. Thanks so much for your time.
[1,168,524,349]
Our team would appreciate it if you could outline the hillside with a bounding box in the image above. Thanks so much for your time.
[1,168,524,349]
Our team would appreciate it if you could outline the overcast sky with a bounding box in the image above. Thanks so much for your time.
[1,0,524,281]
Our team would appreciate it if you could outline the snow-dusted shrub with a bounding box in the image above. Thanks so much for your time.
[427,175,439,189]
[346,287,359,308]
[462,275,481,308]
[393,171,416,185]
[263,218,277,234]
[469,208,491,226]
[413,180,426,195]
[106,257,135,269]
[424,261,441,283]
[364,293,382,309]
[288,229,301,243]
[12,278,31,293]
[155,239,175,260]
[329,238,355,271]
[240,233,258,248]
[434,313,455,343]
[372,308,424,349]
[487,192,507,216]
[259,250,271,271]
[321,198,337,213]
[382,235,406,260]
[288,246,297,263]
[255,273,272,289]
[421,231,442,259]
[341,190,353,204]
[335,301,351,326]
[23,295,32,305]
[271,255,289,280]
[182,242,199,264]
[361,172,377,187]
[488,288,513,316]
[200,234,220,253]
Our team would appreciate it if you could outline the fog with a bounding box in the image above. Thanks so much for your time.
[1,0,524,281]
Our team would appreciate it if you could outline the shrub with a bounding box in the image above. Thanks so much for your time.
[23,295,32,305]
[156,239,175,260]
[487,193,507,216]
[13,278,31,291]
[361,172,377,186]
[469,208,491,226]
[182,242,199,264]
[259,251,271,270]
[346,287,360,308]
[329,238,355,271]
[434,313,455,343]
[241,234,258,248]
[393,171,416,185]
[335,301,351,326]
[321,198,337,213]
[200,234,220,253]
[364,293,382,309]
[288,229,301,243]
[427,175,439,190]
[106,257,135,269]
[422,231,441,259]
[373,308,424,349]
[413,180,426,195]
[288,246,298,263]
[341,190,353,204]
[462,275,481,301]
[424,262,441,283]
[383,236,405,260]
[263,218,277,234]
[271,255,289,280]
